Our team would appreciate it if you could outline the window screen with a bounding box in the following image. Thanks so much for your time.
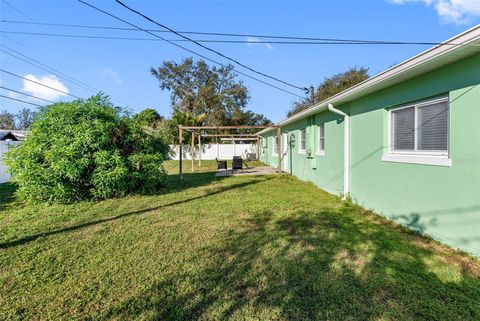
[318,124,325,151]
[392,107,415,150]
[300,128,306,151]
[417,101,448,151]
[391,97,448,153]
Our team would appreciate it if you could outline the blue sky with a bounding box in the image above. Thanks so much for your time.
[1,0,479,123]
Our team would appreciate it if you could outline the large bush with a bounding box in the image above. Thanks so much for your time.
[5,95,170,203]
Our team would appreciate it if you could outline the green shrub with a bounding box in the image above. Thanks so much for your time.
[91,150,129,199]
[5,95,169,203]
[128,153,167,194]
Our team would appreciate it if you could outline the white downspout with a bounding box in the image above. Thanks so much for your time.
[327,103,350,200]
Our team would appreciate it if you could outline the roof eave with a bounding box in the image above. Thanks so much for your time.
[258,24,480,135]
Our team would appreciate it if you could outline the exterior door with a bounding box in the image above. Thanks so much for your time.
[282,133,289,172]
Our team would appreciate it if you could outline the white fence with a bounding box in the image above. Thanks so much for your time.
[0,141,20,183]
[169,143,257,160]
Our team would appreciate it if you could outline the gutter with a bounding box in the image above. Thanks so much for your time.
[327,103,349,200]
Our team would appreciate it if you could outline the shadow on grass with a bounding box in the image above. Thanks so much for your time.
[0,175,271,249]
[0,182,17,211]
[165,171,225,194]
[0,170,221,210]
[163,160,267,194]
[104,202,480,321]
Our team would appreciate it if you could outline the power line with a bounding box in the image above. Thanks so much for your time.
[77,0,305,99]
[1,37,136,108]
[1,3,135,107]
[2,19,472,46]
[0,85,56,103]
[0,68,82,99]
[1,33,49,58]
[0,45,99,92]
[3,30,471,46]
[113,0,308,93]
[0,19,422,43]
[1,1,52,33]
[0,94,43,107]
[0,30,176,42]
[1,1,97,92]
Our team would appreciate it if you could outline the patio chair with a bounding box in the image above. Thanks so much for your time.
[215,158,227,171]
[232,156,244,173]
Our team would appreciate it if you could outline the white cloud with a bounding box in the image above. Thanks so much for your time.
[101,67,123,85]
[389,0,480,24]
[245,36,274,51]
[22,74,69,100]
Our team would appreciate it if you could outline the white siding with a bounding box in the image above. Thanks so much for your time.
[0,141,21,183]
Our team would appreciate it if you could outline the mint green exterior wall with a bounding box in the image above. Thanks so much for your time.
[261,53,480,256]
[260,114,345,194]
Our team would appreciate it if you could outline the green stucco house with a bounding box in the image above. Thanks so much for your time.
[259,25,480,256]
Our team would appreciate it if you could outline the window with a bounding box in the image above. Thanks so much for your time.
[317,124,325,155]
[383,96,451,166]
[273,136,278,155]
[299,128,306,153]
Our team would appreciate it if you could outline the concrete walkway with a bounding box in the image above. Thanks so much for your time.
[215,166,282,177]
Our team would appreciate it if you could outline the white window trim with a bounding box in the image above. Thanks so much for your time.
[384,96,451,166]
[382,154,452,166]
[298,129,306,154]
[316,124,325,156]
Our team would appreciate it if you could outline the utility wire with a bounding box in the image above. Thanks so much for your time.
[1,1,52,33]
[2,19,473,46]
[0,68,82,99]
[113,0,308,93]
[0,94,43,107]
[77,0,305,99]
[0,45,98,92]
[0,85,56,103]
[1,3,135,107]
[1,33,49,58]
[1,37,136,108]
[3,30,475,46]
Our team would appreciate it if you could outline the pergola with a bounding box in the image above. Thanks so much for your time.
[178,125,281,179]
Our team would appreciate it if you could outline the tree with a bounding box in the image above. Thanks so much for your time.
[132,108,163,126]
[172,107,206,151]
[16,108,36,130]
[5,95,170,204]
[287,66,369,117]
[151,58,270,126]
[0,110,16,129]
[232,110,272,126]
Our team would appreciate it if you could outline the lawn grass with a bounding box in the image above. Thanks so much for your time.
[1,160,479,320]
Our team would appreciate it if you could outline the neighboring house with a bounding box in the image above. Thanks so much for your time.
[0,132,18,141]
[0,130,27,183]
[259,26,480,256]
[0,130,28,141]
